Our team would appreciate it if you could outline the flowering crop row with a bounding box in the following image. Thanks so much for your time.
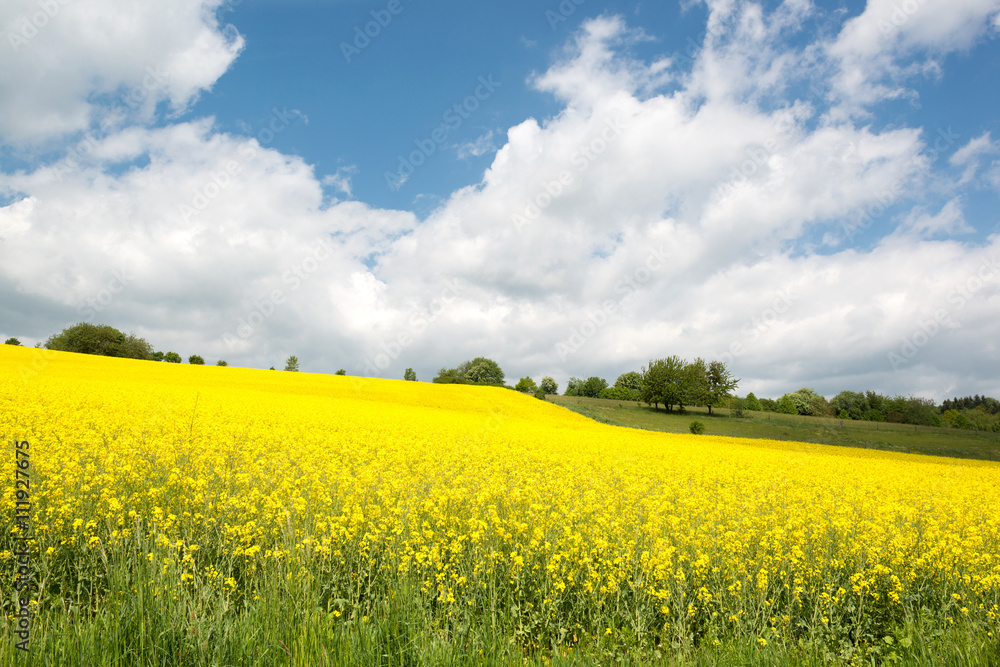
[2,346,998,653]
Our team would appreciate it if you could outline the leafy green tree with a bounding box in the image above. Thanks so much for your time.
[150,351,165,362]
[776,394,798,414]
[433,367,467,384]
[599,386,633,400]
[284,356,300,372]
[685,357,710,408]
[783,388,822,415]
[534,387,547,400]
[579,376,608,398]
[540,376,558,395]
[883,395,940,426]
[689,421,706,435]
[728,397,746,418]
[863,408,885,422]
[45,322,153,360]
[640,360,667,409]
[760,397,778,412]
[640,357,690,411]
[164,352,182,363]
[515,376,538,393]
[744,392,762,411]
[614,371,643,392]
[335,369,346,375]
[564,377,583,396]
[462,357,505,386]
[831,390,868,420]
[807,395,834,417]
[4,337,21,346]
[216,360,228,366]
[705,360,739,416]
[866,391,887,416]
[188,355,205,365]
[404,368,417,381]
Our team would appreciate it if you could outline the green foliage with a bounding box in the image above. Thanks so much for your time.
[462,357,505,386]
[188,355,205,365]
[641,356,692,411]
[598,386,634,401]
[404,368,417,381]
[433,358,504,385]
[705,360,739,416]
[689,420,706,434]
[578,376,608,398]
[150,351,165,362]
[514,376,538,393]
[759,397,779,412]
[216,360,228,366]
[4,337,21,345]
[783,388,821,415]
[335,369,346,376]
[563,377,582,396]
[533,387,546,400]
[863,408,885,422]
[163,352,182,363]
[685,357,710,408]
[539,376,558,395]
[613,371,643,392]
[744,392,762,411]
[883,395,941,426]
[433,367,468,384]
[831,390,868,420]
[284,356,300,372]
[728,397,746,418]
[942,395,1000,414]
[776,394,798,414]
[45,322,153,360]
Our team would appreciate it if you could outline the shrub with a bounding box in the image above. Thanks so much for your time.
[729,397,746,418]
[188,355,205,365]
[689,421,706,435]
[599,386,633,401]
[515,377,538,393]
[862,408,885,422]
[776,395,798,414]
[45,322,153,360]
[579,376,608,398]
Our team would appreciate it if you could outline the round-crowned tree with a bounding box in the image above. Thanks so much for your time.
[45,323,153,360]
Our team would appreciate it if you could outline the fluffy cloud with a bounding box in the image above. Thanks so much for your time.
[827,0,1000,115]
[1,1,998,400]
[0,0,243,144]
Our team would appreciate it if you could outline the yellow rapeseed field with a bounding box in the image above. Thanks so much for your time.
[2,345,999,650]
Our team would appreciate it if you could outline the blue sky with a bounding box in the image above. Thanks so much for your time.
[2,0,1000,400]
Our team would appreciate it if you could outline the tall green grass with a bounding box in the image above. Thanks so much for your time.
[4,532,998,666]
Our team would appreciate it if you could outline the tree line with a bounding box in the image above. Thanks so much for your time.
[14,324,998,432]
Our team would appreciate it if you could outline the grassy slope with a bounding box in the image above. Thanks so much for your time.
[547,395,1000,462]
